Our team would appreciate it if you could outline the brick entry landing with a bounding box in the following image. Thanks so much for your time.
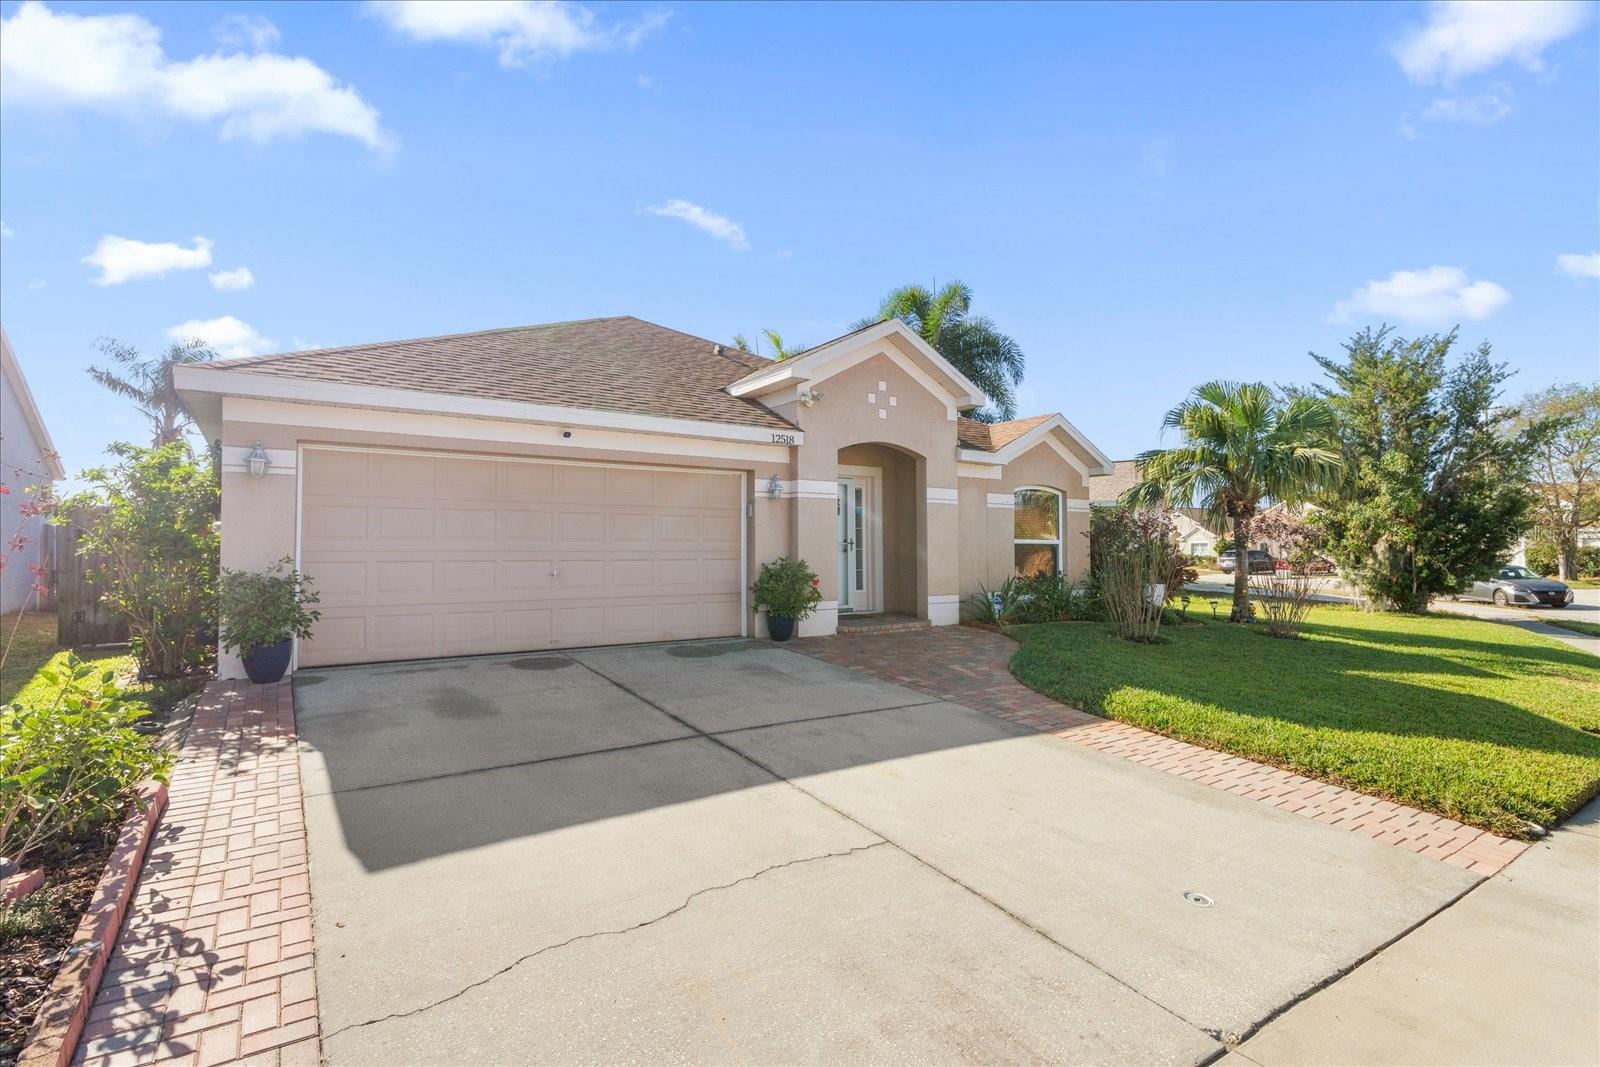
[792,626,1527,877]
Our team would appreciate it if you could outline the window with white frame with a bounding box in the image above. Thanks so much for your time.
[1014,487,1062,577]
[1190,540,1208,556]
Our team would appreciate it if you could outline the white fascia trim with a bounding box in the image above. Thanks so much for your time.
[219,397,793,465]
[777,479,838,500]
[956,415,1114,477]
[957,461,1002,480]
[986,493,1016,509]
[177,365,802,447]
[1065,499,1092,512]
[928,595,960,626]
[926,487,959,505]
[725,319,989,412]
[220,445,297,475]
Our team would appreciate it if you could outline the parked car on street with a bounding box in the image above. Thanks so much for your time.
[1219,549,1276,574]
[1274,555,1337,574]
[1460,565,1574,608]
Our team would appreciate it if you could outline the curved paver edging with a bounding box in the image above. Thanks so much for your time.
[17,783,169,1067]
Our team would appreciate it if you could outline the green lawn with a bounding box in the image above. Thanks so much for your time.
[1544,618,1600,639]
[1,612,199,715]
[1009,606,1600,836]
[1561,578,1600,590]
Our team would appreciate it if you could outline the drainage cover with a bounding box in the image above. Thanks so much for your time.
[1183,891,1214,907]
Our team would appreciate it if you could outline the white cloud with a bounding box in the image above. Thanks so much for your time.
[645,199,749,250]
[214,13,281,52]
[209,266,255,291]
[1421,85,1513,125]
[1557,251,1600,279]
[0,1,387,149]
[1393,1,1591,83]
[367,1,668,67]
[1332,266,1511,324]
[25,278,47,290]
[0,220,12,238]
[167,315,276,358]
[83,234,213,285]
[635,73,654,90]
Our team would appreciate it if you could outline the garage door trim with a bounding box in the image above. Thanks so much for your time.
[292,442,748,669]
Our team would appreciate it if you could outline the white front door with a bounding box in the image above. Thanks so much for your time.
[837,477,873,612]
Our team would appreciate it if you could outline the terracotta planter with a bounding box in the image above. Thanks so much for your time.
[241,639,292,684]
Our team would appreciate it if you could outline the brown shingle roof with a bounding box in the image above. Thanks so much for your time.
[188,316,796,431]
[1089,459,1143,503]
[956,413,1057,452]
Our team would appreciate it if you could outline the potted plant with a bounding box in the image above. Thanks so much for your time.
[219,557,322,684]
[752,557,822,642]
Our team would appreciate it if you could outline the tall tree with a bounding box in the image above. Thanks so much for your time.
[88,338,216,447]
[732,329,807,361]
[856,281,1024,420]
[1126,381,1342,621]
[1312,327,1537,612]
[1515,382,1600,580]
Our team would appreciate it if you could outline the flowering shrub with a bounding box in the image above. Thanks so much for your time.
[1249,512,1327,638]
[0,655,170,868]
[56,443,219,677]
[1091,506,1173,642]
[752,557,823,620]
[219,558,322,654]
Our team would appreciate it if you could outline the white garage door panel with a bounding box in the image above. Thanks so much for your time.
[297,448,744,666]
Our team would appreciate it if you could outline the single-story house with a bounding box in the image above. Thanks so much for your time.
[1091,460,1223,559]
[175,316,1111,676]
[0,327,64,612]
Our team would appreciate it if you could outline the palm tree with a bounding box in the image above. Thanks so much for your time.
[1125,382,1342,622]
[88,338,216,447]
[732,329,807,361]
[855,281,1024,420]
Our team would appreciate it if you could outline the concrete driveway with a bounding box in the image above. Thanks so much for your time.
[294,641,1478,1065]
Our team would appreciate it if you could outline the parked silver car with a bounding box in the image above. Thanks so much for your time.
[1462,565,1574,608]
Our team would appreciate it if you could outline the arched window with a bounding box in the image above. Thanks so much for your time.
[1014,487,1062,577]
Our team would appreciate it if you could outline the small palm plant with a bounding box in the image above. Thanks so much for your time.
[1126,382,1342,622]
[88,338,216,447]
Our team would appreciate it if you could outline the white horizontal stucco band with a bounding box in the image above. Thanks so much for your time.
[957,462,1002,480]
[1066,499,1092,512]
[798,602,839,637]
[928,594,960,626]
[926,487,959,504]
[985,493,1015,509]
[219,445,297,475]
[776,479,839,500]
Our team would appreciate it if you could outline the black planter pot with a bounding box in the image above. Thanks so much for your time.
[241,639,293,684]
[767,614,796,642]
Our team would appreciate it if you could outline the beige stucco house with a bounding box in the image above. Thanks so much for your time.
[175,316,1110,677]
[1,327,64,612]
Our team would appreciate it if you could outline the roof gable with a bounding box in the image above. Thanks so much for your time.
[958,413,1113,477]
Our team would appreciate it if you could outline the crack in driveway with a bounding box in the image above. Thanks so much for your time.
[322,840,890,1041]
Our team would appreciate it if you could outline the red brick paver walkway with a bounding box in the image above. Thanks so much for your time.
[793,627,1529,877]
[74,680,320,1067]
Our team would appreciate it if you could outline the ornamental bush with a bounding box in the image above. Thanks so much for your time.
[0,655,171,868]
[57,443,219,677]
[752,557,823,620]
[219,558,322,654]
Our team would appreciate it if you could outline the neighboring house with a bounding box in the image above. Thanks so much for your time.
[1173,510,1223,559]
[1090,460,1225,559]
[1089,458,1141,506]
[0,327,65,611]
[174,316,1111,677]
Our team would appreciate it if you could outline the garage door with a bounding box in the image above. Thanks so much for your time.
[296,447,745,667]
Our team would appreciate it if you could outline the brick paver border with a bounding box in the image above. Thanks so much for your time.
[72,680,319,1067]
[792,627,1529,877]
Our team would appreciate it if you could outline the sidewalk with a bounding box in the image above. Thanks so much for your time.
[1232,798,1600,1066]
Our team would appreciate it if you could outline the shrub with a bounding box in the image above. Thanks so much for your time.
[1581,546,1600,577]
[0,655,170,868]
[752,557,823,620]
[1010,573,1075,624]
[57,443,219,677]
[964,578,1019,624]
[1249,512,1328,638]
[1091,506,1171,642]
[219,558,322,654]
[1525,536,1559,578]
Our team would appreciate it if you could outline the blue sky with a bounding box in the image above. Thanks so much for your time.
[2,0,1597,481]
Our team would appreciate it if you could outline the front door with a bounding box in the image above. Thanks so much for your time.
[837,477,873,613]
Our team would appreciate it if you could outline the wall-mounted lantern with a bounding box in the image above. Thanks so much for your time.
[244,442,271,479]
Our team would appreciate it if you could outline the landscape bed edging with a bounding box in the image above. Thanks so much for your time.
[16,782,169,1067]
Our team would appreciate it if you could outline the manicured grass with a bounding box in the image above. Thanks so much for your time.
[1009,606,1600,835]
[1562,578,1600,589]
[1543,618,1600,639]
[1,611,199,716]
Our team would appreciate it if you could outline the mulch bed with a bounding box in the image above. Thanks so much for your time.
[0,824,119,1066]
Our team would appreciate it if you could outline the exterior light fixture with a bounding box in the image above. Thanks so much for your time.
[799,388,823,407]
[766,475,783,499]
[244,442,271,479]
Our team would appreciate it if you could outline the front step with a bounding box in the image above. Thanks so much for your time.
[836,612,931,635]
